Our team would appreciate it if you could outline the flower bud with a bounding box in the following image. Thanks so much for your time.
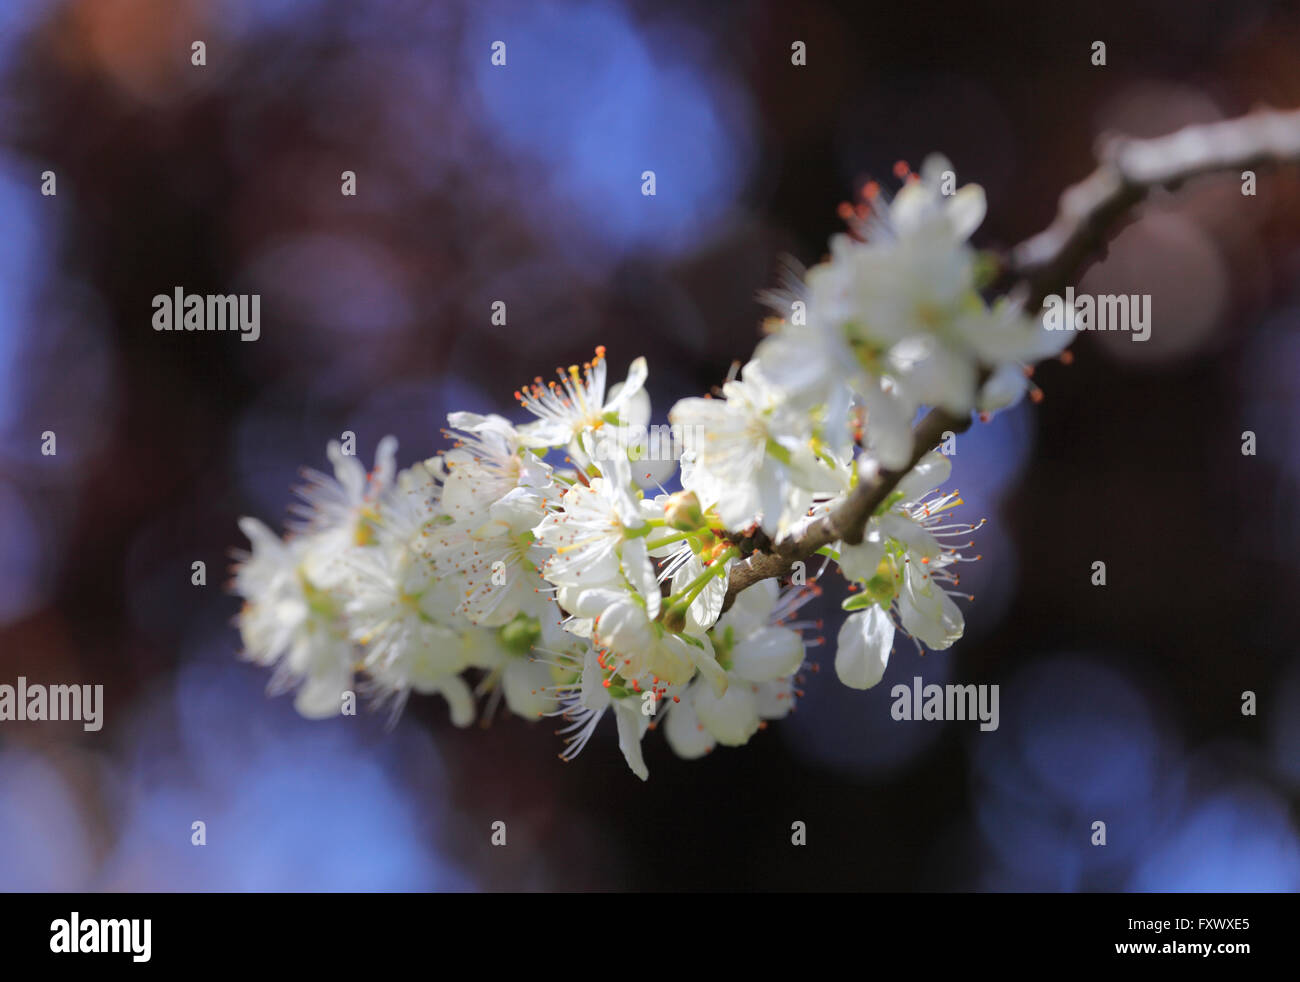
[665,490,705,531]
[499,613,542,656]
[661,600,690,633]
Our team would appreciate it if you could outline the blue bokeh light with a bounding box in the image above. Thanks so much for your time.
[971,654,1182,888]
[1129,784,1300,892]
[466,0,755,256]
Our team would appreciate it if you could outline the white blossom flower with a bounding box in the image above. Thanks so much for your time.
[544,646,660,781]
[756,156,982,398]
[551,528,661,637]
[291,435,400,534]
[232,518,356,719]
[340,464,475,725]
[590,589,726,692]
[232,436,413,719]
[439,412,552,527]
[664,580,815,756]
[886,293,1073,416]
[670,360,846,536]
[514,346,650,460]
[874,154,987,249]
[364,644,477,727]
[427,478,557,627]
[533,447,646,589]
[753,153,1078,461]
[289,435,399,588]
[549,496,738,694]
[460,610,568,721]
[832,452,981,689]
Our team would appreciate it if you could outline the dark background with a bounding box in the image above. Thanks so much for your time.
[0,0,1298,890]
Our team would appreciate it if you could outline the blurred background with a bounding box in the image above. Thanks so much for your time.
[1,0,1298,891]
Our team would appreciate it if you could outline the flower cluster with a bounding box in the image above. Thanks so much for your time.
[750,155,1070,472]
[232,156,1074,779]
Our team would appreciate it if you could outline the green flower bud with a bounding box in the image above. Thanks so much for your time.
[499,613,542,656]
[661,600,690,633]
[665,490,705,531]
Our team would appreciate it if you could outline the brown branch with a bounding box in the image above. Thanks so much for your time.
[1010,107,1300,307]
[721,406,970,609]
[720,105,1300,612]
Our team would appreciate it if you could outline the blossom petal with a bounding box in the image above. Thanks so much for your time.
[603,357,648,415]
[432,675,476,728]
[898,562,964,650]
[613,701,650,780]
[946,184,987,241]
[664,694,715,759]
[877,513,942,560]
[692,680,761,746]
[835,606,894,689]
[620,537,661,621]
[730,625,805,683]
[894,450,952,502]
[837,528,887,582]
[292,665,351,719]
[502,657,555,719]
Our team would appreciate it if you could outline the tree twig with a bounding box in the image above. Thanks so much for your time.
[720,105,1300,612]
[1011,106,1300,308]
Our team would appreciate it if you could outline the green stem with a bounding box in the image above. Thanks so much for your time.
[669,547,740,610]
[644,530,692,550]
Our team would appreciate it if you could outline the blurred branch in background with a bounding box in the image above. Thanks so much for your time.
[722,106,1300,612]
[1012,107,1300,308]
